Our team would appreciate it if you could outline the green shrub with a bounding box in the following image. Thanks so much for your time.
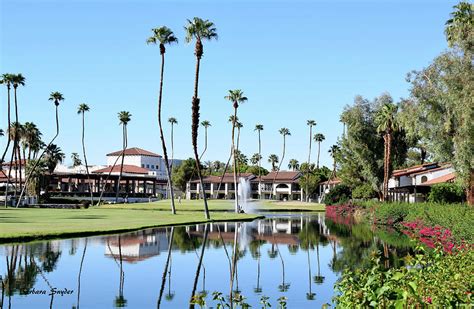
[323,184,351,205]
[335,246,474,307]
[352,183,378,200]
[428,183,465,203]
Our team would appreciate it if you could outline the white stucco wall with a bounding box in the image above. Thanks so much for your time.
[414,167,454,185]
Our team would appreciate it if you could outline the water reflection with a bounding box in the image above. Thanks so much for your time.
[0,213,414,308]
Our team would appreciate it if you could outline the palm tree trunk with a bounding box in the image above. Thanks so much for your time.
[1,84,11,164]
[385,132,392,201]
[81,112,93,205]
[17,105,60,207]
[191,45,210,219]
[307,125,312,202]
[317,141,321,169]
[4,138,17,207]
[76,238,87,309]
[229,223,239,308]
[170,124,174,169]
[97,151,124,206]
[157,50,176,214]
[157,227,174,308]
[189,224,208,308]
[258,130,262,199]
[214,148,232,199]
[115,125,127,203]
[232,106,239,213]
[199,127,208,160]
[272,136,286,200]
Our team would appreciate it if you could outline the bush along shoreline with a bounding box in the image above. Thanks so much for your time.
[327,201,474,307]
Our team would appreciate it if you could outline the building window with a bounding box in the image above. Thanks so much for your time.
[146,164,150,168]
[141,164,145,168]
[421,176,428,183]
[150,165,154,169]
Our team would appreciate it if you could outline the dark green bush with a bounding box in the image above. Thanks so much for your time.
[352,183,378,200]
[323,184,351,205]
[428,183,465,203]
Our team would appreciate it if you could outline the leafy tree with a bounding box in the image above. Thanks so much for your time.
[71,152,82,167]
[323,184,351,205]
[148,26,178,214]
[172,158,199,192]
[185,17,217,219]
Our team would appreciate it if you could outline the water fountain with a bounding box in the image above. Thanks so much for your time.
[238,178,254,213]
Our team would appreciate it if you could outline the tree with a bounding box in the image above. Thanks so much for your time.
[254,124,264,198]
[172,158,198,192]
[21,122,42,161]
[0,73,14,164]
[272,128,290,197]
[4,122,24,200]
[328,145,340,182]
[16,91,64,207]
[77,103,93,204]
[10,74,26,191]
[313,133,325,169]
[288,159,299,171]
[200,120,211,159]
[306,120,316,201]
[71,152,82,167]
[375,102,398,201]
[268,154,279,172]
[168,117,178,168]
[45,144,65,174]
[224,89,248,213]
[115,111,131,203]
[250,153,262,165]
[185,17,217,219]
[148,26,178,214]
[445,2,473,55]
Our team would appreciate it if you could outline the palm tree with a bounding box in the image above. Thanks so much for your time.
[168,117,178,168]
[313,133,325,169]
[21,122,42,161]
[268,154,279,172]
[16,91,64,207]
[185,17,217,220]
[157,227,175,308]
[224,90,248,213]
[4,122,24,200]
[0,74,14,164]
[45,144,65,174]
[254,124,264,198]
[288,159,299,171]
[115,111,131,203]
[189,224,209,304]
[200,120,211,159]
[250,153,262,165]
[0,129,3,137]
[328,145,340,182]
[306,120,316,202]
[235,121,243,151]
[147,26,178,214]
[77,103,93,204]
[71,152,82,167]
[272,128,290,198]
[376,103,398,201]
[10,74,25,190]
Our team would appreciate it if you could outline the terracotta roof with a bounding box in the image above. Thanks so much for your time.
[190,173,255,184]
[420,172,456,186]
[392,162,439,177]
[92,164,150,175]
[261,171,301,182]
[411,164,452,176]
[320,178,342,185]
[106,147,161,158]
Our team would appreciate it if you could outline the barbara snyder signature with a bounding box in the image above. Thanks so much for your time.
[27,287,74,296]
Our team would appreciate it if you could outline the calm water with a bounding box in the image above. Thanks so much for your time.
[0,212,413,308]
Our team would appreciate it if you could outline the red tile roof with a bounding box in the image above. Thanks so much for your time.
[421,172,456,186]
[320,178,342,185]
[106,147,161,158]
[411,164,452,176]
[392,162,439,177]
[1,159,28,167]
[92,164,150,175]
[261,171,302,182]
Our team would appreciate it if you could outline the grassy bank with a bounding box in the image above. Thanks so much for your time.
[0,206,261,243]
[102,199,326,212]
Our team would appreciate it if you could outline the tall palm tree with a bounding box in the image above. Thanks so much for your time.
[254,124,264,199]
[185,17,217,220]
[21,122,42,161]
[268,154,279,172]
[10,74,25,189]
[328,145,340,182]
[4,122,23,200]
[306,120,316,202]
[213,117,237,199]
[250,153,262,165]
[200,120,211,159]
[168,117,178,168]
[288,159,299,171]
[77,103,93,204]
[71,152,82,167]
[313,133,325,169]
[16,91,64,207]
[224,90,248,213]
[147,26,178,214]
[235,121,243,151]
[272,128,290,198]
[115,111,131,203]
[157,227,175,308]
[376,103,398,201]
[0,74,14,164]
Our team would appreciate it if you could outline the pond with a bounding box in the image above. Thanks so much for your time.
[0,212,414,308]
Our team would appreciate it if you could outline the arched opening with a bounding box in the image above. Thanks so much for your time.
[421,176,428,183]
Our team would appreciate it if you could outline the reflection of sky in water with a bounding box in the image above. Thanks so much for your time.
[0,213,409,308]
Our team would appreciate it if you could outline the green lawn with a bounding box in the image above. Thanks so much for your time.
[102,199,326,212]
[0,206,260,243]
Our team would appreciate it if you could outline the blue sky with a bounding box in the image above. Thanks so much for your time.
[0,0,458,169]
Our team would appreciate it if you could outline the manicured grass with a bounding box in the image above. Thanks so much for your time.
[102,199,326,212]
[0,206,261,243]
